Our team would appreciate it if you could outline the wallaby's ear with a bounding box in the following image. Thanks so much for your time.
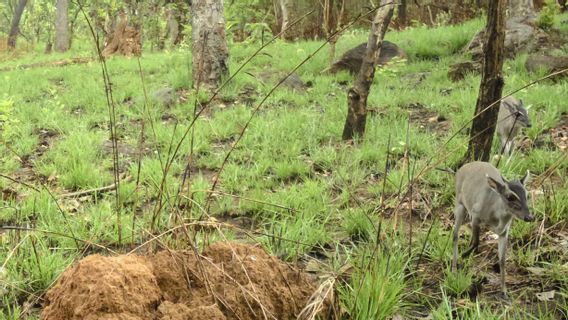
[505,101,517,114]
[519,99,524,106]
[521,170,530,186]
[487,174,506,193]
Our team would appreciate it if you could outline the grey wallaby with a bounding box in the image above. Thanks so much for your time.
[497,96,532,156]
[452,161,534,295]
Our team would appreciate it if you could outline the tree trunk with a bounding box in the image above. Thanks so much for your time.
[399,0,408,28]
[7,0,28,49]
[322,0,345,67]
[166,8,180,46]
[342,1,396,141]
[508,0,534,16]
[55,0,70,52]
[280,0,291,39]
[191,0,230,90]
[464,0,507,162]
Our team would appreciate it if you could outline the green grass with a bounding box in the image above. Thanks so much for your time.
[1,12,568,319]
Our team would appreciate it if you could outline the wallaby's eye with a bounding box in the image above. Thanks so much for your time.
[506,194,518,202]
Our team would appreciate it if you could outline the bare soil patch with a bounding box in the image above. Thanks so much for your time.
[41,242,321,320]
[405,103,451,134]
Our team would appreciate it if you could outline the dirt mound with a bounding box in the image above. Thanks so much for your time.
[42,242,321,320]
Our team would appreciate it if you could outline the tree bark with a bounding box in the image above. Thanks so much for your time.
[166,7,179,46]
[55,0,70,52]
[7,0,28,49]
[342,1,395,141]
[398,0,408,28]
[464,0,507,162]
[279,0,291,39]
[322,0,345,66]
[191,0,230,90]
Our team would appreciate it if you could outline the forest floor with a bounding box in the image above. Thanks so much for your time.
[1,14,568,320]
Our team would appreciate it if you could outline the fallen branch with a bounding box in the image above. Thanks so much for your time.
[0,56,93,72]
[58,176,132,198]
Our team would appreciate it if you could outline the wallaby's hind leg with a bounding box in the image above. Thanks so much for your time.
[462,217,480,257]
[498,232,509,294]
[452,204,466,272]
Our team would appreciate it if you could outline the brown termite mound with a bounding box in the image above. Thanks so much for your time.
[41,242,323,320]
[101,10,141,58]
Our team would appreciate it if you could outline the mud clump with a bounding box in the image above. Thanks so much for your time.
[42,242,320,320]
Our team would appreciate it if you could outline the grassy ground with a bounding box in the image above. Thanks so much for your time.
[1,14,567,319]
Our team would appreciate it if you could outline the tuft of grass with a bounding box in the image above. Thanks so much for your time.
[339,244,409,320]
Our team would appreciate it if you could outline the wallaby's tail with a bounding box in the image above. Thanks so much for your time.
[435,167,455,174]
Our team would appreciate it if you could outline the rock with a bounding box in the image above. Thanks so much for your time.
[464,15,550,60]
[323,40,407,74]
[259,71,309,92]
[280,72,310,91]
[448,61,482,82]
[525,54,568,80]
[151,87,177,107]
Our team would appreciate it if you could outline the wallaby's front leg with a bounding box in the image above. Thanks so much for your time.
[452,204,466,271]
[498,233,508,294]
[462,217,480,257]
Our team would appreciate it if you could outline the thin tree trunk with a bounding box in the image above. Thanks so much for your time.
[280,0,290,39]
[55,0,70,52]
[166,8,179,46]
[342,1,396,141]
[322,0,345,66]
[464,0,507,162]
[191,0,230,90]
[399,0,408,28]
[7,0,28,49]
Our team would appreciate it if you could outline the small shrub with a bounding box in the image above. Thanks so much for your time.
[537,0,558,30]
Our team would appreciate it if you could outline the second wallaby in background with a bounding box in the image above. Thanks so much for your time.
[497,96,532,155]
[452,161,534,295]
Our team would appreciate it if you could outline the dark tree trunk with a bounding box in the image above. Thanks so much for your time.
[464,0,507,162]
[342,1,395,141]
[7,0,28,49]
[55,0,70,52]
[399,0,408,28]
[191,0,230,89]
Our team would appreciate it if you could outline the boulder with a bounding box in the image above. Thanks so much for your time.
[525,54,568,80]
[464,15,550,60]
[323,40,407,74]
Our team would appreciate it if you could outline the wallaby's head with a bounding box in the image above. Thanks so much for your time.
[486,171,534,222]
[503,98,532,128]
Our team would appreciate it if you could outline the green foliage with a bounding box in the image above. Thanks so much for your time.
[443,264,473,297]
[339,245,409,320]
[225,0,275,43]
[537,0,559,31]
[0,97,18,142]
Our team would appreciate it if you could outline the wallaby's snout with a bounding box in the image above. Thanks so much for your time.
[523,214,535,222]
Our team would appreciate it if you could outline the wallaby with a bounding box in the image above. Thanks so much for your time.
[497,96,532,156]
[452,161,534,295]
